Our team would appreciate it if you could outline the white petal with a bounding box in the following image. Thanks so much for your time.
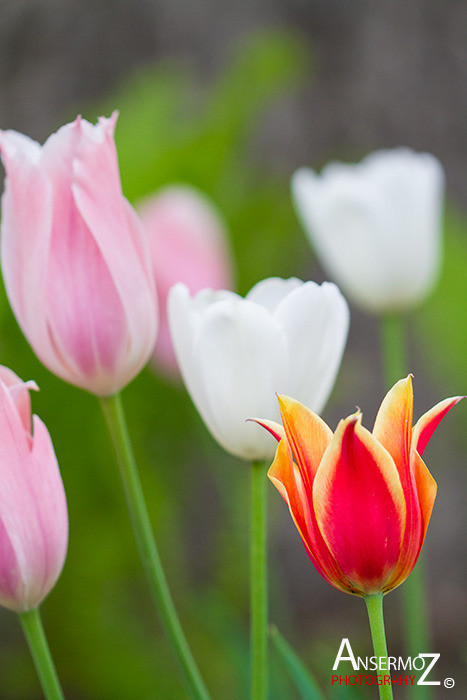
[168,284,238,444]
[274,281,349,412]
[192,297,287,460]
[292,150,445,313]
[246,277,303,312]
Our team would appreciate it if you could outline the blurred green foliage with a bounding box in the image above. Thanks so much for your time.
[416,210,467,393]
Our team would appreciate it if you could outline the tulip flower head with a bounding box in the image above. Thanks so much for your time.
[0,113,157,395]
[138,185,233,377]
[292,149,444,313]
[168,277,349,461]
[254,376,461,596]
[0,366,68,612]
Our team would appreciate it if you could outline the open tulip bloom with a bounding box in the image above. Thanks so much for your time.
[253,376,461,699]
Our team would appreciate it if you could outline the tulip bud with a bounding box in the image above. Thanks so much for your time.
[0,366,68,612]
[292,149,444,313]
[138,186,233,377]
[168,277,349,461]
[0,113,157,396]
[255,376,462,596]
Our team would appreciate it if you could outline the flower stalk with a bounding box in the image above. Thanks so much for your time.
[364,594,393,700]
[250,460,269,700]
[380,314,406,390]
[20,608,65,700]
[381,314,431,700]
[100,392,210,700]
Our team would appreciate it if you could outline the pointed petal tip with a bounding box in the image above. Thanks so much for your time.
[247,417,284,442]
[276,393,305,412]
[72,114,82,132]
[24,380,39,393]
[276,394,294,414]
[398,373,413,387]
[348,409,362,424]
[335,411,361,436]
[414,394,464,457]
[98,111,119,134]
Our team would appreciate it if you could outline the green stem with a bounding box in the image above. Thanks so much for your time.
[401,558,430,699]
[19,607,65,700]
[100,393,210,700]
[250,460,268,700]
[380,314,406,386]
[364,594,393,700]
[380,314,431,700]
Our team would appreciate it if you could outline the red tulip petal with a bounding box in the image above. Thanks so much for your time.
[268,437,352,593]
[268,437,312,547]
[314,415,406,594]
[277,395,333,492]
[386,450,437,591]
[412,396,464,456]
[372,376,426,589]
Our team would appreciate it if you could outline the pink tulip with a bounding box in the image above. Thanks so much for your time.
[0,113,158,395]
[138,186,233,376]
[0,366,68,612]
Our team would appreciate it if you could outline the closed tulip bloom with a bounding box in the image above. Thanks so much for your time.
[0,366,68,612]
[292,149,444,313]
[138,185,233,377]
[168,277,349,461]
[0,113,157,395]
[255,376,461,596]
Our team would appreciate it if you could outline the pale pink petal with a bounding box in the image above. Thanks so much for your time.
[70,118,157,390]
[0,366,37,435]
[0,383,67,611]
[0,131,56,366]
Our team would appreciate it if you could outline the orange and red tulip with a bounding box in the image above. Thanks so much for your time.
[254,376,462,596]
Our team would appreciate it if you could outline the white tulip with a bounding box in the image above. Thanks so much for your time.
[168,278,349,461]
[292,148,444,313]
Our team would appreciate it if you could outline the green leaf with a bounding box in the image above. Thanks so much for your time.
[415,208,467,387]
[269,625,326,700]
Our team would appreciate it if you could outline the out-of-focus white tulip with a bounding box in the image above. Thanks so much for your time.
[292,149,444,313]
[168,278,349,461]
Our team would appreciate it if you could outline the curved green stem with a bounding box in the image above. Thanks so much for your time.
[364,594,393,700]
[380,314,432,700]
[19,607,65,700]
[100,393,211,700]
[250,460,268,700]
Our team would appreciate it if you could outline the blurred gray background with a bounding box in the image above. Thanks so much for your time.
[1,0,466,205]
